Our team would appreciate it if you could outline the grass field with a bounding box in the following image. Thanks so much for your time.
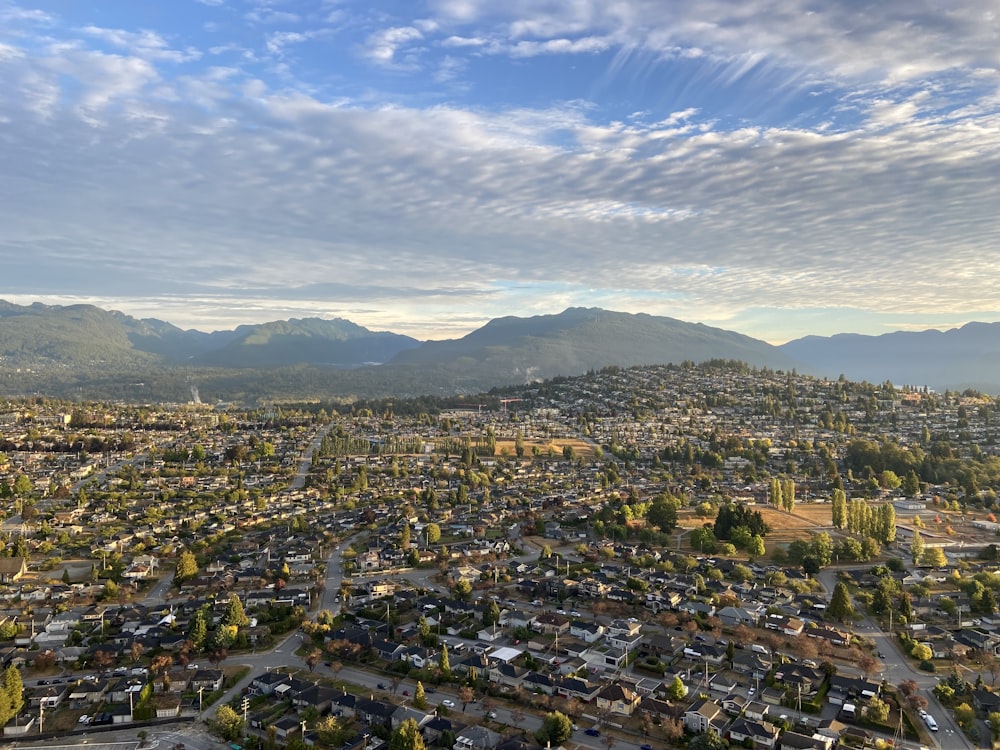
[494,438,596,459]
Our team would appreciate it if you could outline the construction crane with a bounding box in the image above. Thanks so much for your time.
[500,398,523,414]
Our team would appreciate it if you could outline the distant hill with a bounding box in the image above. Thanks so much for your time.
[780,322,1000,391]
[14,298,996,402]
[389,307,794,384]
[0,300,419,369]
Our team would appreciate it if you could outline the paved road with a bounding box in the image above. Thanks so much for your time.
[816,567,974,750]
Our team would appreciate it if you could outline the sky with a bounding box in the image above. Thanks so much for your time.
[1,1,999,344]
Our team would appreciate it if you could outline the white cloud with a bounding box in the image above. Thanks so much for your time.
[1,0,1000,341]
[81,24,201,63]
[364,26,424,65]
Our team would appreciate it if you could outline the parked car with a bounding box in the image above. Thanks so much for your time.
[78,715,91,724]
[442,699,455,708]
[487,711,497,719]
[402,690,410,696]
[377,683,387,690]
[585,728,600,737]
[924,714,938,731]
[641,745,654,750]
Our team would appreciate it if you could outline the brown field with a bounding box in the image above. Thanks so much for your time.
[494,438,596,459]
[762,503,833,528]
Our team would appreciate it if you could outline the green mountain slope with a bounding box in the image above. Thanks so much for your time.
[389,307,794,384]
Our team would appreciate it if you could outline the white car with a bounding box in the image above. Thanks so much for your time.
[78,715,90,724]
[442,699,455,708]
[924,714,938,732]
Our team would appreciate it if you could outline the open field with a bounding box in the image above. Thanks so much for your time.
[494,438,596,459]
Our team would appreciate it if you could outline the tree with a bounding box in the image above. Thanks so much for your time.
[920,547,947,568]
[988,711,1000,740]
[831,489,847,529]
[305,649,322,672]
[954,702,975,729]
[389,718,426,750]
[828,582,854,622]
[459,686,474,712]
[453,580,472,600]
[438,644,451,677]
[911,643,933,661]
[425,523,441,544]
[215,704,244,741]
[0,664,23,726]
[535,711,573,745]
[666,675,688,701]
[910,530,925,566]
[688,731,729,750]
[483,600,500,626]
[748,534,766,558]
[175,550,198,582]
[414,681,427,709]
[867,696,890,723]
[400,520,411,550]
[223,593,250,627]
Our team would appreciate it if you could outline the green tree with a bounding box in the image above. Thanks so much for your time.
[188,607,209,651]
[214,705,245,741]
[748,534,766,558]
[0,663,23,726]
[414,681,427,709]
[425,523,441,544]
[954,702,975,729]
[831,488,847,529]
[987,711,1000,740]
[438,644,451,678]
[389,718,427,750]
[867,696,890,723]
[223,593,250,627]
[666,675,688,701]
[535,711,573,745]
[453,580,472,600]
[400,520,411,550]
[175,550,198,582]
[828,582,854,622]
[910,530,925,566]
[688,731,729,750]
[902,470,921,497]
[920,547,947,568]
[911,643,932,661]
[483,600,500,626]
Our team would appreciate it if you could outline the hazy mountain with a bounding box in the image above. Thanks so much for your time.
[0,300,419,369]
[193,317,420,367]
[389,307,795,384]
[780,322,1000,391]
[8,298,996,401]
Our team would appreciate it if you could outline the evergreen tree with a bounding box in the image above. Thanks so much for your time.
[188,608,208,651]
[223,593,250,628]
[828,582,854,622]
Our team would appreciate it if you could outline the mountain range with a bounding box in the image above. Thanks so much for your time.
[0,299,997,400]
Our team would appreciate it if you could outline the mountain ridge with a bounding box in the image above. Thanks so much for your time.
[2,298,1000,399]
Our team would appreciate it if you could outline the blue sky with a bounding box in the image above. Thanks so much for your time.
[1,0,999,343]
